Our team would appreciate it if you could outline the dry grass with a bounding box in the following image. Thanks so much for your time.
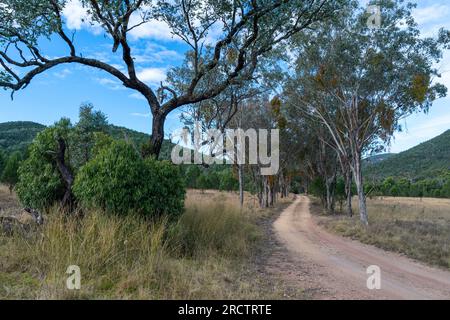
[0,187,289,300]
[0,185,19,215]
[315,196,450,269]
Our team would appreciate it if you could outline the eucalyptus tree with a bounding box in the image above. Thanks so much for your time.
[179,81,262,206]
[0,0,342,158]
[286,0,449,224]
[72,103,109,168]
[283,100,339,212]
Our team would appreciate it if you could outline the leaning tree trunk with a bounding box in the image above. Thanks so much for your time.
[352,154,368,225]
[55,137,74,210]
[147,113,167,159]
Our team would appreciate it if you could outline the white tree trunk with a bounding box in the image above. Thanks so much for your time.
[352,155,368,225]
[345,170,353,217]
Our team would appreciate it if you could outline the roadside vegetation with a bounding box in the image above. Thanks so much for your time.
[313,197,450,269]
[0,187,292,299]
[365,173,450,199]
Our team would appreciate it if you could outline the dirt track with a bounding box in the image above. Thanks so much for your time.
[272,196,450,300]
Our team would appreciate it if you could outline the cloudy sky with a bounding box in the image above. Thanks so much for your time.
[0,0,449,153]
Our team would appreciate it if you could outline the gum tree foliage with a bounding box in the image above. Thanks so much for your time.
[0,0,343,158]
[72,103,109,168]
[284,0,449,225]
[73,140,186,218]
[1,151,21,192]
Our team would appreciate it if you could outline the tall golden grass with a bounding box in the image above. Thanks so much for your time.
[315,196,450,269]
[0,189,284,299]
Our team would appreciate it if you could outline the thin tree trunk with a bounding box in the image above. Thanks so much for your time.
[279,172,285,199]
[238,164,244,208]
[345,169,353,217]
[269,183,275,207]
[352,154,368,225]
[263,177,269,208]
[325,174,336,214]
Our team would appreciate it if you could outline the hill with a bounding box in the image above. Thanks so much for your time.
[364,153,395,165]
[364,130,450,181]
[0,121,173,159]
[0,122,46,153]
[108,125,173,160]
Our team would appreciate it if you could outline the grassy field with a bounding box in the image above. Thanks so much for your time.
[0,186,292,299]
[314,196,450,269]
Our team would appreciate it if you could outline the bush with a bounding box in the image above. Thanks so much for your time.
[15,120,71,210]
[74,141,185,218]
[16,156,65,210]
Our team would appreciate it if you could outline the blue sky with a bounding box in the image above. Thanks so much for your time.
[0,0,449,153]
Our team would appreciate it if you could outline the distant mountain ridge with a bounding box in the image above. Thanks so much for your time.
[364,129,450,181]
[2,121,449,179]
[0,121,46,153]
[0,121,173,159]
[364,153,396,165]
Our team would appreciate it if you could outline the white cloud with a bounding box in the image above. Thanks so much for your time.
[390,105,450,153]
[111,64,126,72]
[62,0,102,34]
[61,1,175,41]
[131,112,151,118]
[132,43,182,64]
[54,68,72,79]
[137,67,167,84]
[62,0,87,29]
[95,77,124,90]
[134,49,181,64]
[129,16,175,41]
[435,52,450,89]
[129,93,147,101]
[413,4,450,25]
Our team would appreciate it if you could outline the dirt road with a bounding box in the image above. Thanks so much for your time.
[272,196,450,300]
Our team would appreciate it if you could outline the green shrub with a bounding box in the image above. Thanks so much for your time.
[74,141,185,218]
[16,156,65,210]
[142,157,186,217]
[15,120,71,210]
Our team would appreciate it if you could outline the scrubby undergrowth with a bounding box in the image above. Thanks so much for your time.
[0,189,287,299]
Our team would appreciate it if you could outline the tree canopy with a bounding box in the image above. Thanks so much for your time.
[0,0,343,157]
